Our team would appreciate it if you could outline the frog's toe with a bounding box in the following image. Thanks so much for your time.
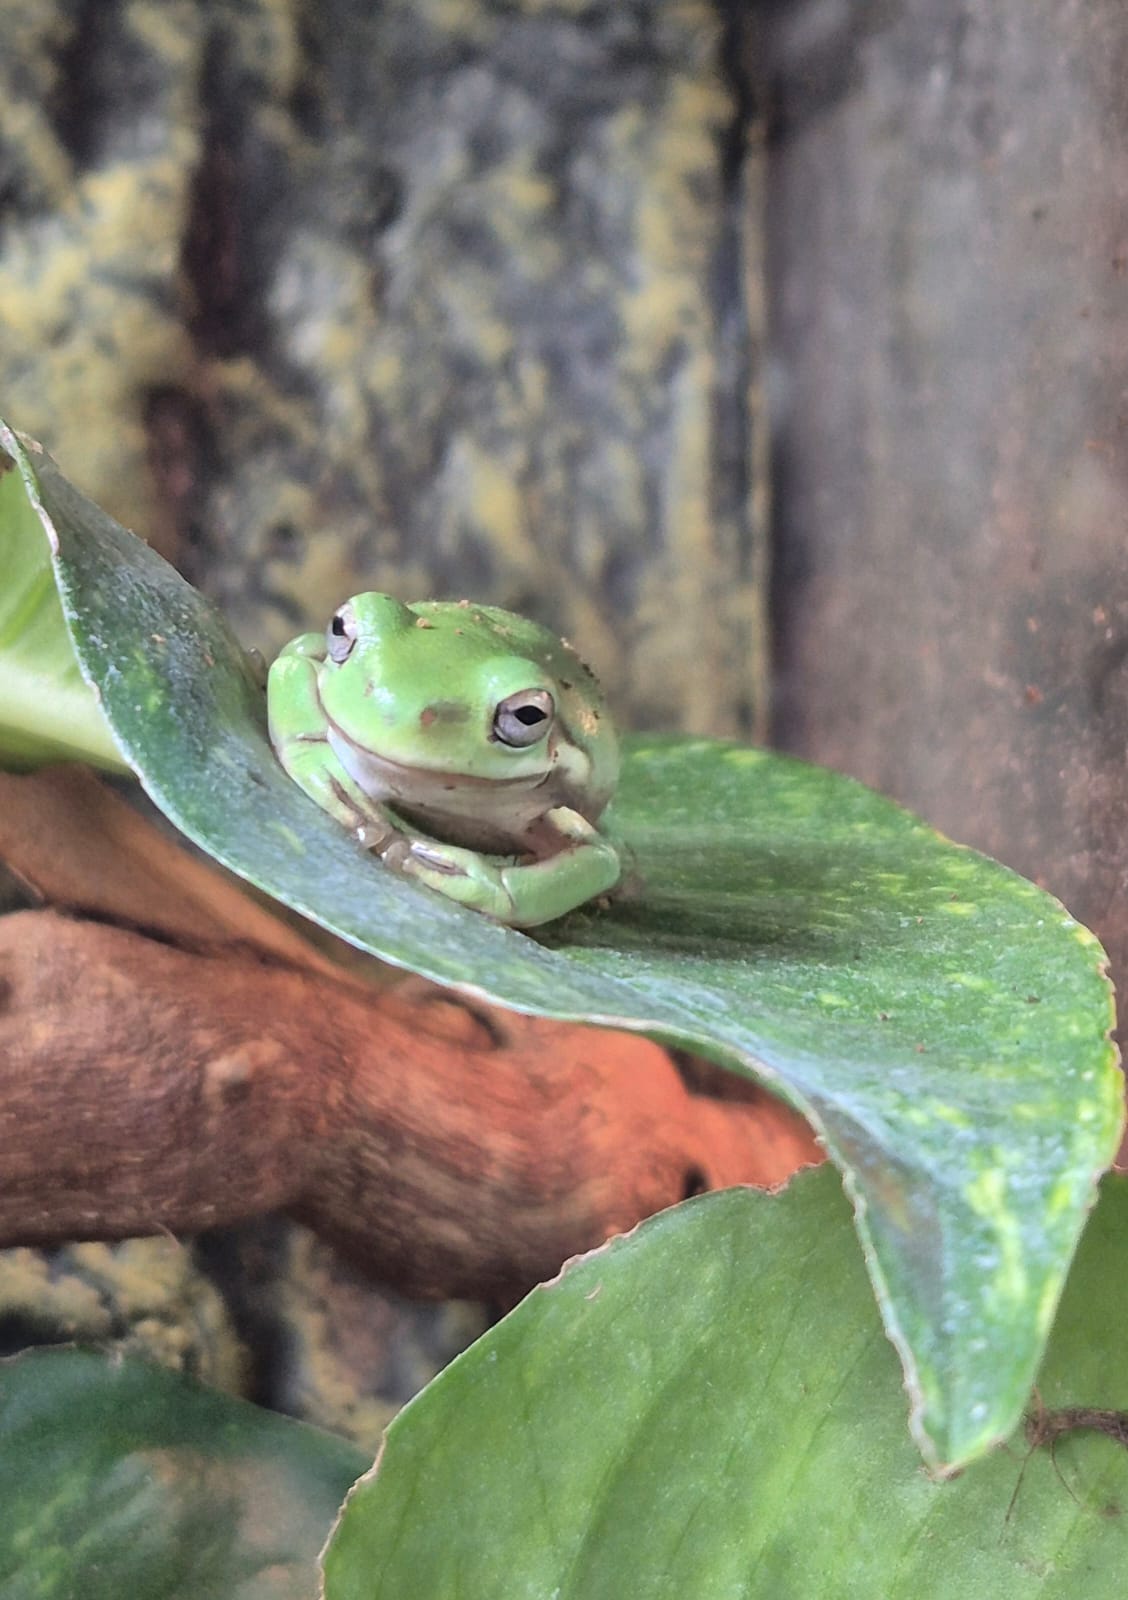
[400,847,516,919]
[356,818,398,852]
[408,843,465,877]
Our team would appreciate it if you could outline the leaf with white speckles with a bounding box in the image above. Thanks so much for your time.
[0,422,1121,1470]
[326,1170,1128,1599]
[0,1348,367,1598]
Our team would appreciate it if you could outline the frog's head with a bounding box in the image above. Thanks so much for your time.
[316,593,619,820]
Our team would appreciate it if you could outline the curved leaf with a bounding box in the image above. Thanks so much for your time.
[0,1348,367,1599]
[0,441,125,770]
[0,422,1120,1468]
[325,1169,1128,1600]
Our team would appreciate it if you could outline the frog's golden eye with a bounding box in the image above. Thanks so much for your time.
[327,606,358,664]
[493,688,554,748]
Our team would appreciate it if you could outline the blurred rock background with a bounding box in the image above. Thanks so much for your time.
[0,0,766,739]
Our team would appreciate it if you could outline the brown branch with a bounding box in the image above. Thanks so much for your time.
[0,770,822,1300]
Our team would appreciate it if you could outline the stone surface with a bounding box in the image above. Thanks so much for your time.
[196,1221,488,1452]
[0,1236,246,1391]
[0,0,765,736]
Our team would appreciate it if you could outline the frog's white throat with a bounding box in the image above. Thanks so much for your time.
[325,720,585,853]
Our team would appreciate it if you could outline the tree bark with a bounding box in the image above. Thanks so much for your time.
[0,768,820,1301]
[763,0,1128,1009]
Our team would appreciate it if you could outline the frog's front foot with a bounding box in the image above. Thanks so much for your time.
[392,839,520,923]
[354,817,401,853]
[387,809,622,928]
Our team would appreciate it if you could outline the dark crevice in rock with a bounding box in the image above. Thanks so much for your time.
[51,0,175,170]
[182,25,294,363]
[712,0,761,738]
[142,386,221,584]
[50,0,119,169]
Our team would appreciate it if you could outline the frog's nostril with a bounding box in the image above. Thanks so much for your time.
[420,701,471,728]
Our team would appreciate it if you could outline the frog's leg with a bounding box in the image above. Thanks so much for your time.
[266,642,397,845]
[396,805,622,928]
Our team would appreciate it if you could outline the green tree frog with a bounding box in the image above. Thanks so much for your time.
[267,593,622,927]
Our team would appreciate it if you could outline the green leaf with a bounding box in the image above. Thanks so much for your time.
[0,439,127,770]
[325,1168,1128,1600]
[0,1347,367,1599]
[0,422,1121,1468]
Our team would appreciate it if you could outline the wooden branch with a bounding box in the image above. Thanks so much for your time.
[0,770,822,1300]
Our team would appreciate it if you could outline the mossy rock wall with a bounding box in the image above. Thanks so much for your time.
[0,0,765,737]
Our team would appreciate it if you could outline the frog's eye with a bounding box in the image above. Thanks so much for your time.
[493,688,554,748]
[327,606,358,664]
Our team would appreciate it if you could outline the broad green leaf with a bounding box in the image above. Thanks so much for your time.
[325,1168,1128,1600]
[0,1347,367,1599]
[0,441,126,770]
[0,422,1121,1468]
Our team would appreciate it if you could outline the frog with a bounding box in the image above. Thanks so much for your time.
[266,593,623,927]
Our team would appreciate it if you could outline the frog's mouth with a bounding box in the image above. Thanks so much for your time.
[324,718,551,795]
